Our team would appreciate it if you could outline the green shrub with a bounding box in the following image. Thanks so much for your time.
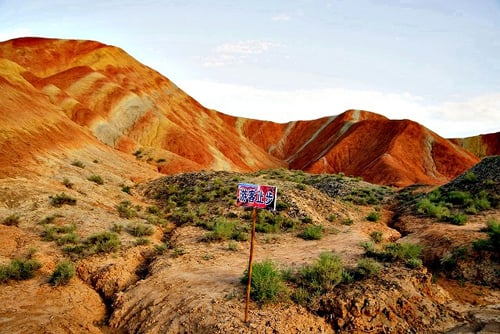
[62,178,73,189]
[3,214,20,226]
[71,160,85,168]
[121,185,132,194]
[406,257,423,269]
[370,231,383,243]
[228,240,238,251]
[49,260,75,286]
[342,218,354,226]
[241,259,288,304]
[450,213,468,226]
[299,225,323,240]
[135,237,151,246]
[87,175,104,185]
[356,258,381,277]
[298,252,344,294]
[366,211,380,222]
[116,201,137,219]
[473,219,500,252]
[203,219,235,241]
[0,252,42,283]
[416,198,450,220]
[446,191,472,205]
[38,215,57,225]
[127,223,155,237]
[56,232,79,246]
[463,171,477,182]
[154,242,169,254]
[327,214,337,222]
[84,232,121,254]
[50,193,77,207]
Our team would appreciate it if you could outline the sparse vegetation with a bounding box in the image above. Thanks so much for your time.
[370,231,383,243]
[50,193,77,207]
[342,218,354,226]
[0,251,42,284]
[62,178,73,189]
[2,213,20,226]
[71,160,85,168]
[241,259,289,305]
[116,201,138,219]
[299,225,323,240]
[366,211,380,222]
[49,260,75,286]
[356,258,382,277]
[87,175,104,185]
[127,222,155,237]
[296,252,344,296]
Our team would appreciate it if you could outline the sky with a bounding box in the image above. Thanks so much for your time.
[1,0,499,137]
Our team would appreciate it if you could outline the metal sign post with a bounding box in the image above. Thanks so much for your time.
[244,207,257,323]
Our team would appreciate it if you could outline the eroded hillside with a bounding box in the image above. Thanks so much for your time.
[0,160,499,333]
[0,37,482,186]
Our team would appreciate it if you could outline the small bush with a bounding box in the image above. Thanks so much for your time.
[50,193,77,207]
[71,160,85,168]
[62,178,73,189]
[417,198,450,220]
[356,258,381,277]
[84,232,121,254]
[299,225,323,240]
[135,237,151,246]
[116,201,137,219]
[3,214,20,226]
[241,259,288,304]
[463,171,477,182]
[366,211,380,222]
[298,252,344,294]
[121,185,132,194]
[87,175,104,185]
[154,242,169,254]
[370,231,383,243]
[342,218,354,226]
[127,223,155,237]
[39,215,57,225]
[228,240,238,251]
[450,213,468,226]
[49,260,75,286]
[327,214,336,222]
[0,252,42,283]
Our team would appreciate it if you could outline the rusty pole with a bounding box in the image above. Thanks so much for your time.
[244,207,257,323]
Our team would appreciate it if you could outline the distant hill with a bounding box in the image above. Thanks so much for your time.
[0,37,484,186]
[450,132,500,158]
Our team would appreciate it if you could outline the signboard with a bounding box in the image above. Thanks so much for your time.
[236,183,277,211]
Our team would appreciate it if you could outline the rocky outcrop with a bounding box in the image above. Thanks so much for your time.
[316,266,461,333]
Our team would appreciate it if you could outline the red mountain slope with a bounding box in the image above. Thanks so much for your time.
[450,132,500,158]
[0,37,483,186]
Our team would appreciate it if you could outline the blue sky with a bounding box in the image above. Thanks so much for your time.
[1,0,499,137]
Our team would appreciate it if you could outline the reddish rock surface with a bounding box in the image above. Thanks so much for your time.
[0,37,486,186]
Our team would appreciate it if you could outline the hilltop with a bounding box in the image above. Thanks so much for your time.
[0,37,484,186]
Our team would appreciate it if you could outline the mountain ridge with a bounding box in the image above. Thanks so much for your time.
[0,37,490,186]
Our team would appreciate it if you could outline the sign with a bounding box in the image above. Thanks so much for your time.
[236,183,277,211]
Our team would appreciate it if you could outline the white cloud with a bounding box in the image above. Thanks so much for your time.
[177,80,500,138]
[202,40,281,67]
[272,13,291,21]
[215,40,281,55]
